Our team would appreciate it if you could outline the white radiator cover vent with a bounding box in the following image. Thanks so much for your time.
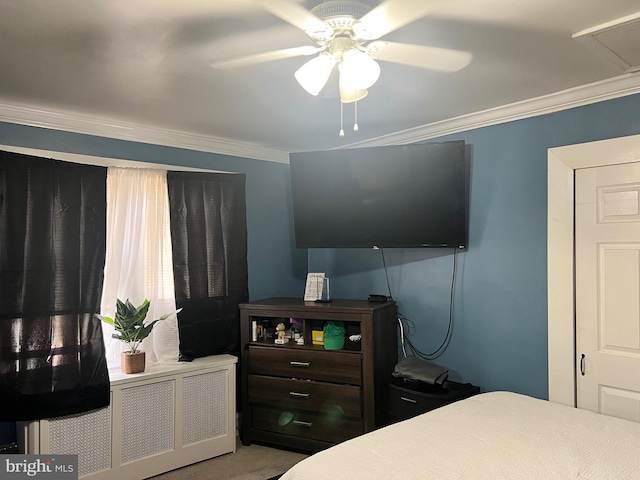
[574,12,640,73]
[49,403,112,477]
[183,370,228,445]
[121,380,175,464]
[21,355,237,480]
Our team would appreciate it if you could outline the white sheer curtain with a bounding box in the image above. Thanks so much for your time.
[100,167,180,367]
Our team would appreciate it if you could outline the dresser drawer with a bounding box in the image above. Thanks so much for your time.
[386,382,480,421]
[251,404,363,444]
[249,374,362,417]
[249,346,362,385]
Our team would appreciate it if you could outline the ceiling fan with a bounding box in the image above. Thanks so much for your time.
[211,0,472,134]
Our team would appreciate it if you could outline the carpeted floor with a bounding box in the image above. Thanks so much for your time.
[149,438,307,480]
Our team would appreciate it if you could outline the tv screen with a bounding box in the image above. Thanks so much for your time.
[289,141,467,249]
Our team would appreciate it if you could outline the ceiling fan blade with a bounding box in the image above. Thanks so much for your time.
[366,41,472,72]
[210,45,323,69]
[250,0,333,40]
[354,0,440,40]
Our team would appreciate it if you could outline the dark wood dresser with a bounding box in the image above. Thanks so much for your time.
[239,297,397,452]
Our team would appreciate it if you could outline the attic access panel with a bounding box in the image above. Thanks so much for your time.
[574,12,640,73]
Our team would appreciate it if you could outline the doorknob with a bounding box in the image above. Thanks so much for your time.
[580,353,585,376]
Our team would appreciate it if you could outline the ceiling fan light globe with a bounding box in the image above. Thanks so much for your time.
[339,49,380,90]
[339,75,368,103]
[341,88,368,103]
[294,53,336,96]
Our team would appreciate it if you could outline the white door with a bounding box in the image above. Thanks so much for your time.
[576,162,640,422]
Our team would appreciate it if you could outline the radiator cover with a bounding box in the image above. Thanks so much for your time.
[20,355,237,479]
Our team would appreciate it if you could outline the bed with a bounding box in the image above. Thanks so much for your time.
[280,391,640,480]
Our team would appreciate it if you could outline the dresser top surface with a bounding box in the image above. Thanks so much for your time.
[240,297,396,313]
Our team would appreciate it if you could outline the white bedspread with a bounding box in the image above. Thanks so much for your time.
[280,391,640,480]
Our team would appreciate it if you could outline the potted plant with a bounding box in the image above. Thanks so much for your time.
[95,298,180,374]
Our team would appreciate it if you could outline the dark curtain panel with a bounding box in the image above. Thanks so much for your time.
[0,152,110,421]
[167,172,248,360]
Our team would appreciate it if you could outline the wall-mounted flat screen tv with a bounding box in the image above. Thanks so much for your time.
[289,141,467,249]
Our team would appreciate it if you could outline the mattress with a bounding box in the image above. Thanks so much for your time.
[280,391,640,480]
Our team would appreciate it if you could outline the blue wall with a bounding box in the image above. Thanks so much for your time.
[310,93,640,400]
[0,123,308,300]
[2,92,640,414]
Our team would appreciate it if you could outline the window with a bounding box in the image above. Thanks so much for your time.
[100,168,180,368]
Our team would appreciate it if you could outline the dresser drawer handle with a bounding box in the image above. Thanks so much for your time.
[400,396,417,404]
[293,420,313,427]
[289,391,310,398]
[290,361,310,367]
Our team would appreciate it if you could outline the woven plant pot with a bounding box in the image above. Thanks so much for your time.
[121,351,146,374]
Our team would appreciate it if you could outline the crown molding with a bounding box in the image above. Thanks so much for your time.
[1,73,639,159]
[343,73,640,148]
[0,103,290,163]
[0,144,228,172]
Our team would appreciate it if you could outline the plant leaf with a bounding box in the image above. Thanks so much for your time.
[94,314,114,326]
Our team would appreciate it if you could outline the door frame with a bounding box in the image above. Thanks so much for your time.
[548,134,640,407]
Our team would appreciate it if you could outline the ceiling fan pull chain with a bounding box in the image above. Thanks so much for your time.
[354,101,359,132]
[339,101,345,137]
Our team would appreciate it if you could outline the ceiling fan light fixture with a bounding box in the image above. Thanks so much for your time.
[339,73,368,103]
[339,48,380,90]
[294,52,336,96]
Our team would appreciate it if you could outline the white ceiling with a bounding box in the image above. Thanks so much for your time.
[1,0,640,163]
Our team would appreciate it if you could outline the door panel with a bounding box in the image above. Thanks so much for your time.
[599,386,640,423]
[600,245,640,352]
[576,162,640,423]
